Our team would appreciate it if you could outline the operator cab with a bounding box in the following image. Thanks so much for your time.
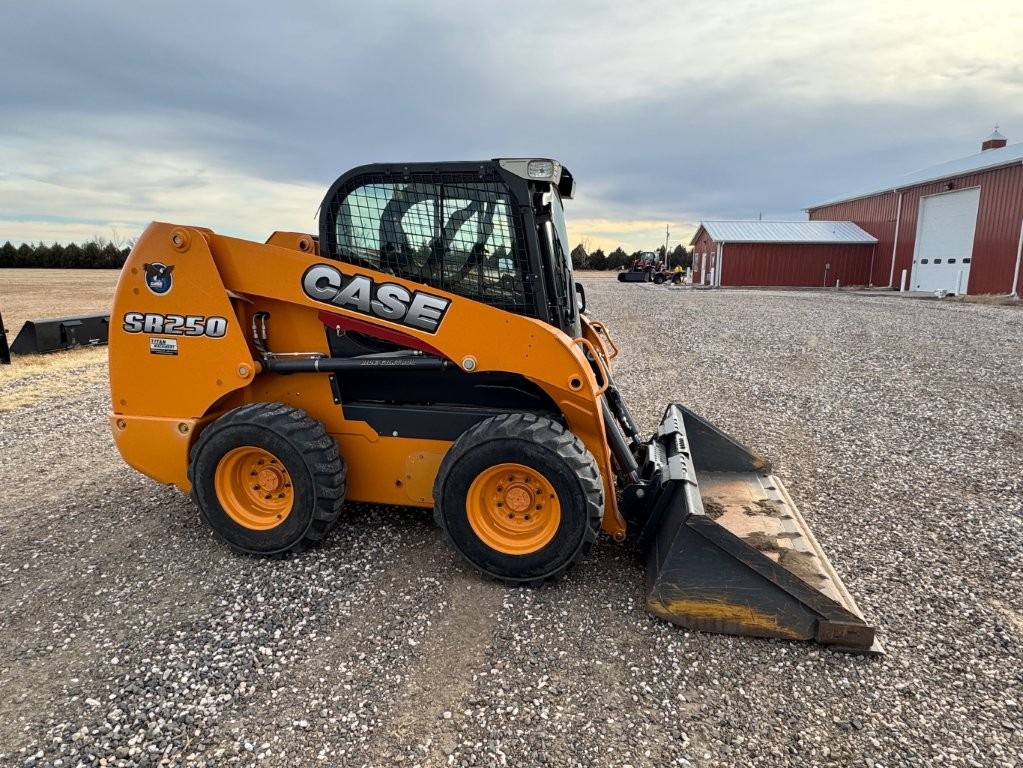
[318,159,580,338]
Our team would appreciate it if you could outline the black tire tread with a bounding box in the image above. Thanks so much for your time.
[187,402,347,556]
[433,412,603,586]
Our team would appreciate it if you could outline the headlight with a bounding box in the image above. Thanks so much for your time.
[498,158,564,185]
[527,160,557,179]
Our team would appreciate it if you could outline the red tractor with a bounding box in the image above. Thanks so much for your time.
[618,252,673,284]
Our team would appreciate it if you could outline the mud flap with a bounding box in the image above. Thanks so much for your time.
[633,405,880,653]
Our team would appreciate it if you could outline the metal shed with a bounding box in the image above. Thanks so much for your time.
[690,221,877,288]
[806,130,1023,296]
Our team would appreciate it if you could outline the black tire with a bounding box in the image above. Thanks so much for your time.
[653,273,666,285]
[188,402,346,556]
[433,413,603,586]
[617,272,627,282]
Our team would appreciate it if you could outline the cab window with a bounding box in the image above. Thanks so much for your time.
[332,179,531,314]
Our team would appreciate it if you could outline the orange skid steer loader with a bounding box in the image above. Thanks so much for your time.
[109,159,879,652]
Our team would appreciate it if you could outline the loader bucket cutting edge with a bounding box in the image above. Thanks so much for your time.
[639,405,882,654]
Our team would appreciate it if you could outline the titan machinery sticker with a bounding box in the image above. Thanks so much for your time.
[149,337,178,356]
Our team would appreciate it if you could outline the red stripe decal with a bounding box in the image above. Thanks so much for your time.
[317,311,447,359]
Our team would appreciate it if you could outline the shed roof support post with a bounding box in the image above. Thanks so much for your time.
[1012,216,1023,298]
[887,191,903,289]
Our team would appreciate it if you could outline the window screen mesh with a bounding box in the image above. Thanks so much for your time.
[324,172,534,317]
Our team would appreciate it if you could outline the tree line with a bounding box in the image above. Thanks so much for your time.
[570,243,693,271]
[0,238,695,272]
[0,240,132,269]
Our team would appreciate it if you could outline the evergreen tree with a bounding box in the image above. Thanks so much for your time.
[62,243,84,268]
[0,239,134,268]
[15,243,33,267]
[33,242,53,267]
[101,242,122,268]
[670,244,692,269]
[50,243,66,267]
[587,248,607,270]
[0,242,16,267]
[570,243,588,270]
[82,240,102,269]
[98,247,116,272]
[607,247,629,270]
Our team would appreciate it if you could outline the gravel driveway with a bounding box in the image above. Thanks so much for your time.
[1,284,1021,767]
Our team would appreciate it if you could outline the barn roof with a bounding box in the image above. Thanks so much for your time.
[691,220,877,245]
[808,141,1023,208]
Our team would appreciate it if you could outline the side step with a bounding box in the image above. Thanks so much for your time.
[635,405,881,654]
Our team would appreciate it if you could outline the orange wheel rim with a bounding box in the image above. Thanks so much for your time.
[215,447,294,530]
[467,463,560,555]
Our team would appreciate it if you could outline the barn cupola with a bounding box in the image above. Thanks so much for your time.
[982,126,1007,151]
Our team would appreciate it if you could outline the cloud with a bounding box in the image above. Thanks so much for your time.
[0,139,323,244]
[1,0,1021,252]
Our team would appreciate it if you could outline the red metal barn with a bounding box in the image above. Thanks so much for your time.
[806,130,1023,296]
[689,221,876,288]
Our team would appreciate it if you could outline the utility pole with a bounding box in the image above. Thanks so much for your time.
[664,224,670,267]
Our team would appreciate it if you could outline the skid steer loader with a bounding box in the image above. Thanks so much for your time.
[109,159,879,652]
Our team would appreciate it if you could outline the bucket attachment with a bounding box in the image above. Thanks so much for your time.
[0,311,10,364]
[10,313,110,355]
[626,405,880,653]
[617,271,651,283]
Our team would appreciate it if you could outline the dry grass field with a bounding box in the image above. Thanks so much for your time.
[0,269,117,412]
[0,268,119,332]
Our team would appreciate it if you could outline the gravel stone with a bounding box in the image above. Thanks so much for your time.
[0,284,1021,767]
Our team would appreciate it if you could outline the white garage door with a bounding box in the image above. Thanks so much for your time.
[912,187,981,294]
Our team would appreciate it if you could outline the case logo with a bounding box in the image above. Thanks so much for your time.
[143,262,175,295]
[302,264,450,333]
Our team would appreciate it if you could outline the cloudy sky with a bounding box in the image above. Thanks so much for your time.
[1,0,1020,253]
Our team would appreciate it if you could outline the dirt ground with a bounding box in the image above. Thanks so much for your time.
[0,276,1021,767]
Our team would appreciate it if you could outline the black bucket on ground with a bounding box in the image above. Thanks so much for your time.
[627,404,880,653]
[0,311,10,364]
[617,270,651,283]
[10,313,110,355]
